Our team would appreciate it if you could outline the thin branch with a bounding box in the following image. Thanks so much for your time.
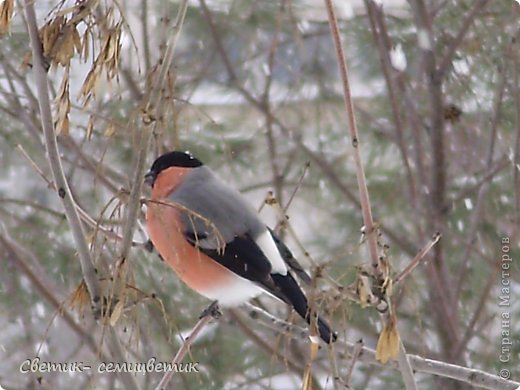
[367,2,428,238]
[338,340,520,390]
[437,0,490,77]
[323,0,380,275]
[141,0,151,72]
[323,1,416,388]
[394,232,441,285]
[199,2,418,260]
[448,157,509,208]
[452,261,500,359]
[17,145,146,248]
[345,339,363,386]
[154,301,220,390]
[243,302,310,341]
[119,0,189,263]
[199,0,259,106]
[106,327,140,390]
[455,50,510,298]
[0,227,101,355]
[244,303,519,390]
[23,0,101,315]
[228,309,306,374]
[364,0,417,208]
[409,0,461,359]
[406,355,519,390]
[263,5,285,208]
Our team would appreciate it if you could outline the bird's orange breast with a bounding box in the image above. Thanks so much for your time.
[146,167,236,294]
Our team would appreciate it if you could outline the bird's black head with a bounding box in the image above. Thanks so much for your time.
[145,151,203,187]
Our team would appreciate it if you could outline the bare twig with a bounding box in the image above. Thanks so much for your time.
[448,157,509,207]
[394,232,441,285]
[23,0,101,315]
[17,145,146,247]
[244,302,310,341]
[105,327,140,390]
[0,226,101,355]
[228,309,306,374]
[198,0,259,106]
[154,301,220,390]
[345,339,363,386]
[243,303,520,390]
[337,339,520,390]
[323,0,379,275]
[141,0,151,72]
[405,355,519,390]
[437,0,490,77]
[455,50,510,298]
[262,1,285,208]
[323,1,416,388]
[283,161,310,213]
[199,2,419,261]
[452,262,500,359]
[119,0,189,262]
[409,0,461,360]
[364,0,417,207]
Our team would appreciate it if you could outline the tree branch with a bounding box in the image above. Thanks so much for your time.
[119,0,189,263]
[23,0,101,316]
[154,301,220,390]
[437,0,490,77]
[0,226,101,355]
[323,0,380,275]
[409,0,461,361]
[364,0,417,208]
[243,302,520,390]
[455,50,510,297]
[323,1,416,388]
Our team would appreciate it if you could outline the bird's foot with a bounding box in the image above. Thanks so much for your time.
[200,300,221,319]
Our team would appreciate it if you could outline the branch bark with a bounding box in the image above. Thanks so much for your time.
[437,0,490,77]
[323,0,379,275]
[154,302,220,390]
[323,1,416,389]
[23,0,102,317]
[409,0,462,364]
[23,3,147,389]
[119,0,189,263]
[242,303,520,390]
[0,227,101,355]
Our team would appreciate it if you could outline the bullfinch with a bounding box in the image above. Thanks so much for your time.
[145,151,336,343]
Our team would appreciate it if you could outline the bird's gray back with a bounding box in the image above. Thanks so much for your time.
[168,167,264,248]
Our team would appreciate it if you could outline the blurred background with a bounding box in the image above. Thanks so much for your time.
[0,0,519,389]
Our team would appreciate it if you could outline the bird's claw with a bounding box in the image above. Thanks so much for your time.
[200,300,221,319]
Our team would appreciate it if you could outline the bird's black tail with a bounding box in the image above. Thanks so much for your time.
[271,273,337,344]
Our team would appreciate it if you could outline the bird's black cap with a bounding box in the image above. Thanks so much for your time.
[145,151,203,187]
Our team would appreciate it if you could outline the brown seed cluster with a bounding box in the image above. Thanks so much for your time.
[17,1,123,136]
[0,0,14,37]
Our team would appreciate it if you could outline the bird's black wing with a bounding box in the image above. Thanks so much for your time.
[185,230,336,343]
[184,230,273,283]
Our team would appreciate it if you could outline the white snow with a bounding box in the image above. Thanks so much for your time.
[417,29,431,50]
[390,44,407,71]
[453,59,470,75]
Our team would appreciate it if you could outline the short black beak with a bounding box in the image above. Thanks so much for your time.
[144,171,156,187]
